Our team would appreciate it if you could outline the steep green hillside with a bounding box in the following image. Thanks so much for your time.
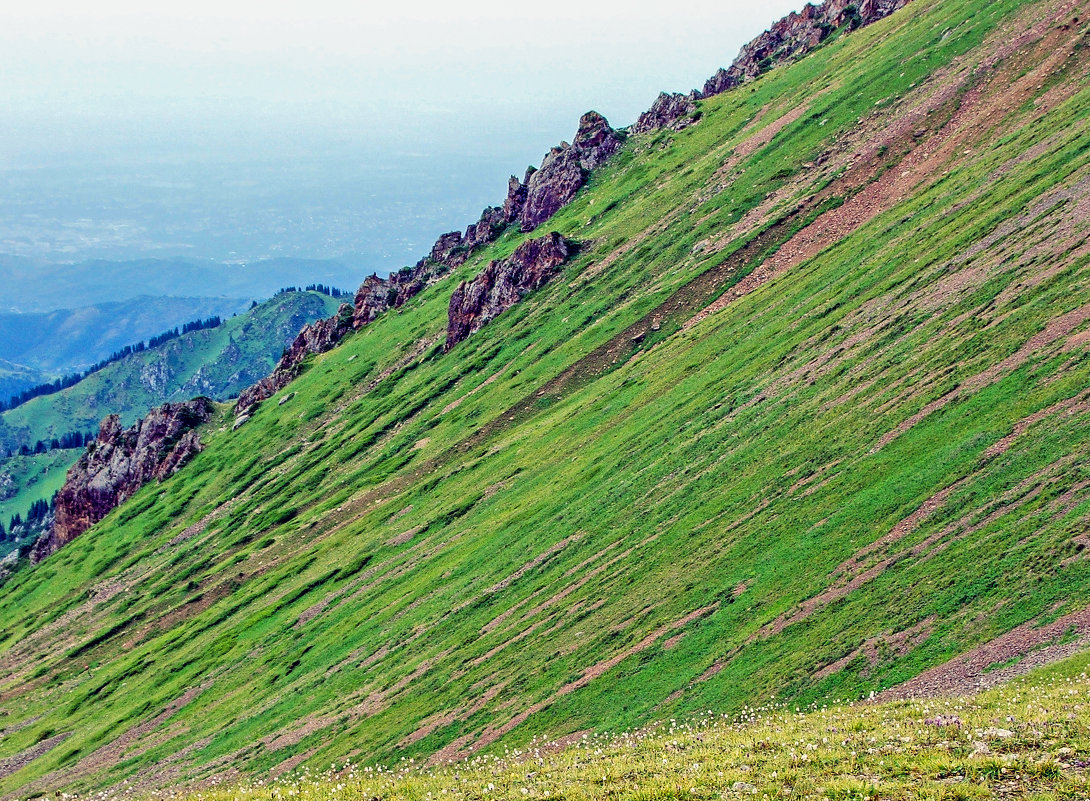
[192,650,1090,801]
[2,0,1089,795]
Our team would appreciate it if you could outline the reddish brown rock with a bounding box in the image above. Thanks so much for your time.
[702,0,910,98]
[519,112,623,232]
[427,231,466,264]
[353,267,434,328]
[632,92,701,135]
[31,397,216,562]
[519,147,587,233]
[446,233,574,350]
[236,303,355,417]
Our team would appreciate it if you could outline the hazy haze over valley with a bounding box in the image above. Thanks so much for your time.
[1,0,800,275]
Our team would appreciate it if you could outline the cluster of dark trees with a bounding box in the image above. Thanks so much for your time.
[274,284,351,298]
[248,284,353,310]
[3,497,53,543]
[0,315,224,413]
[147,315,221,348]
[8,430,95,458]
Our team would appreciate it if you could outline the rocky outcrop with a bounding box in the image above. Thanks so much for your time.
[632,92,701,135]
[636,0,912,134]
[417,114,620,271]
[353,266,440,328]
[519,112,624,232]
[235,304,355,418]
[31,398,215,562]
[446,233,574,350]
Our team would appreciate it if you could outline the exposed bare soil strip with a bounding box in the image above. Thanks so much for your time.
[873,302,1090,450]
[877,604,1090,700]
[813,616,937,681]
[0,733,70,780]
[13,683,210,795]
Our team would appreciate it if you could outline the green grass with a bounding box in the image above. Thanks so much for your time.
[186,649,1090,801]
[1,0,1089,795]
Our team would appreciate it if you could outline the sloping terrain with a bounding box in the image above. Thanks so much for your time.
[2,0,1090,795]
[0,360,48,406]
[187,649,1090,800]
[0,290,341,451]
[0,291,341,539]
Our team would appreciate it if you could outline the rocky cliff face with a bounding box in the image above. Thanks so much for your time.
[446,233,574,351]
[353,267,439,328]
[637,0,912,133]
[235,304,355,419]
[31,397,215,562]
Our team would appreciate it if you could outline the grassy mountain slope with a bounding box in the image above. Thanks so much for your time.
[194,649,1090,800]
[0,291,341,450]
[0,360,48,405]
[2,0,1090,794]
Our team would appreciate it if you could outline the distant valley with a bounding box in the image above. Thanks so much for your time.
[0,289,343,554]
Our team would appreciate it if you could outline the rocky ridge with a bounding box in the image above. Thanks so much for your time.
[635,0,912,133]
[234,0,914,420]
[446,233,575,351]
[631,91,701,135]
[416,112,622,274]
[30,398,215,562]
[235,304,355,419]
[233,114,621,419]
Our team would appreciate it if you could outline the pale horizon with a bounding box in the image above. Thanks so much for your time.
[0,1,803,271]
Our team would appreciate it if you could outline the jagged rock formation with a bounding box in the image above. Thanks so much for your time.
[353,266,443,328]
[31,398,215,562]
[519,112,624,232]
[235,304,355,418]
[637,0,912,133]
[233,115,619,418]
[632,92,701,135]
[417,113,621,273]
[446,233,573,350]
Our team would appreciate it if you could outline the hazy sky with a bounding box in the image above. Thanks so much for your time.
[0,1,807,270]
[1,1,803,164]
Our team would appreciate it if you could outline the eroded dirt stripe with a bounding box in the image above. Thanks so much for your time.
[876,604,1090,701]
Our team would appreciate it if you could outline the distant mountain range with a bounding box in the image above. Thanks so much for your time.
[0,296,249,375]
[0,254,362,314]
